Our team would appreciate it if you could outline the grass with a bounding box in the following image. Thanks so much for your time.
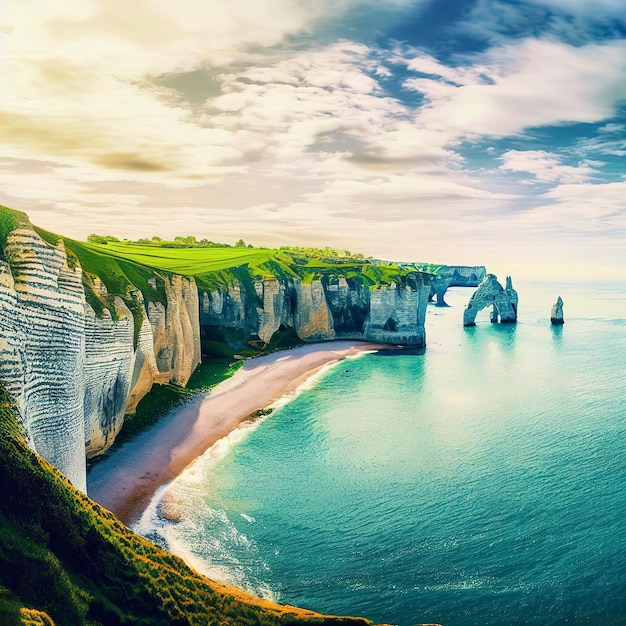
[73,239,280,276]
[0,205,29,262]
[65,237,420,289]
[0,386,373,626]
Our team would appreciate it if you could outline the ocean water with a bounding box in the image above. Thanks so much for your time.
[135,281,626,626]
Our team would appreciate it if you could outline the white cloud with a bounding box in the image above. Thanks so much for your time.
[0,1,421,187]
[545,179,626,222]
[499,150,595,183]
[407,38,626,138]
[598,123,626,134]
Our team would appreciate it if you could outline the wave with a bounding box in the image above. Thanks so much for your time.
[132,349,374,600]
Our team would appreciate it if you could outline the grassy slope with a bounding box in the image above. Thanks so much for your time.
[74,240,279,275]
[0,205,29,262]
[67,238,416,288]
[0,387,371,626]
[0,205,431,294]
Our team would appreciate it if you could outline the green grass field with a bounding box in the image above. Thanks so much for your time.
[68,238,419,288]
[74,239,280,276]
[0,204,427,291]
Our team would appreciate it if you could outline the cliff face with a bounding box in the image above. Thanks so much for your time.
[200,273,430,350]
[0,227,88,491]
[430,265,487,305]
[0,224,201,489]
[83,275,201,458]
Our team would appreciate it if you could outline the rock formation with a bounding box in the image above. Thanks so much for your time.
[551,296,564,325]
[463,274,518,326]
[0,224,201,489]
[0,227,88,491]
[200,273,430,349]
[429,265,486,306]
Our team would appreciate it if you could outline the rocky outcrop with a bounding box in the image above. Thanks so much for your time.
[200,273,431,349]
[0,224,201,489]
[430,265,486,306]
[463,274,518,326]
[84,276,201,458]
[551,296,564,325]
[363,277,429,346]
[83,297,135,458]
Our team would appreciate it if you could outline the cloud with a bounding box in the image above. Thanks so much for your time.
[0,1,422,187]
[405,38,626,138]
[544,179,626,224]
[499,150,595,183]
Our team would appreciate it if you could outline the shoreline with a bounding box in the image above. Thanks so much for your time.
[87,340,385,525]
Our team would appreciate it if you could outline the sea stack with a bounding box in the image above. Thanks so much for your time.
[551,296,564,325]
[463,274,518,327]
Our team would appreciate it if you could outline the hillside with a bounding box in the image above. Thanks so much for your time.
[0,385,371,626]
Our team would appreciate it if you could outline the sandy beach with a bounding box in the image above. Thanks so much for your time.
[87,341,383,524]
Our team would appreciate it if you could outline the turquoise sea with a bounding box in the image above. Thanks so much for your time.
[136,281,626,626]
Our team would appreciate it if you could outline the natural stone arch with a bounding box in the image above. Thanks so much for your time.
[463,274,518,326]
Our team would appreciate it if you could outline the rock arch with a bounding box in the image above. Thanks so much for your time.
[463,274,518,326]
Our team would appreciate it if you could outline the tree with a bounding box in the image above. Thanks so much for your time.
[235,239,246,248]
[87,234,120,244]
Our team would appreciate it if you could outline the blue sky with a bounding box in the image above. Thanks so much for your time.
[0,1,625,277]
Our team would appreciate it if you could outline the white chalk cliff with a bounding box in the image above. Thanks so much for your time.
[200,273,430,348]
[0,224,201,490]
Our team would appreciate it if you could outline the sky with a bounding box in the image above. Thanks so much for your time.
[1,1,625,279]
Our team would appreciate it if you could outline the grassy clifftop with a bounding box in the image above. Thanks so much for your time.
[66,238,424,290]
[0,386,371,626]
[0,204,433,333]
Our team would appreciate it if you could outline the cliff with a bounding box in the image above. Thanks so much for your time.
[200,273,430,351]
[429,265,486,306]
[463,274,518,326]
[0,206,433,495]
[0,218,201,491]
[0,385,372,626]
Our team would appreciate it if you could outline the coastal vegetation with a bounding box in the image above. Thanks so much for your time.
[63,230,420,287]
[0,386,371,626]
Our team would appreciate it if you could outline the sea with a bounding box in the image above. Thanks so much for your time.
[134,280,626,626]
